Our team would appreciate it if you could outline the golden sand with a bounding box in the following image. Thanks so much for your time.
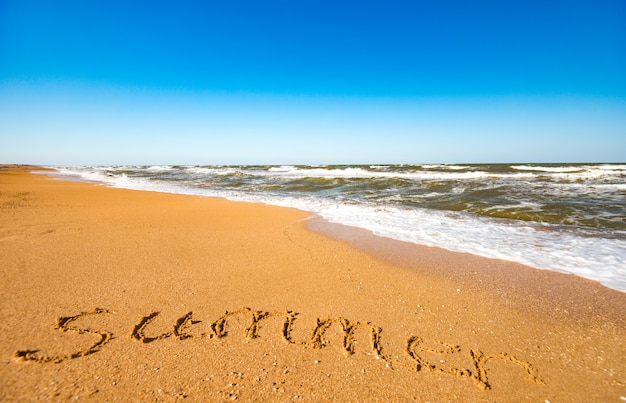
[1,166,624,401]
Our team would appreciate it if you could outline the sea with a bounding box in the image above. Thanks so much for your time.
[50,164,626,292]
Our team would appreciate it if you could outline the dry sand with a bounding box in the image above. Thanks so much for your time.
[1,165,624,401]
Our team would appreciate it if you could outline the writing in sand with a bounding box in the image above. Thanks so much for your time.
[14,307,544,391]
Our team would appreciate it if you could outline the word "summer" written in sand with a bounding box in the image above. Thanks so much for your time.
[14,307,544,391]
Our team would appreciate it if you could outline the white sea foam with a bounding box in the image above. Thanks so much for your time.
[512,165,626,184]
[184,167,215,174]
[146,165,175,172]
[421,164,469,170]
[259,166,505,181]
[49,165,626,292]
[511,165,584,173]
[268,165,298,172]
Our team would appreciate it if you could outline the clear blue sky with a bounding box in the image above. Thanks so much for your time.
[1,0,625,165]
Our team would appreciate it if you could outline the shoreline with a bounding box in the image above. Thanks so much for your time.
[1,165,625,401]
[307,217,626,326]
[43,164,626,300]
[47,164,626,293]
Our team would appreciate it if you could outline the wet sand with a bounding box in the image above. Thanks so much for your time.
[1,166,624,401]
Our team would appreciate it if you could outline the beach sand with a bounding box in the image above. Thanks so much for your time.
[1,165,624,401]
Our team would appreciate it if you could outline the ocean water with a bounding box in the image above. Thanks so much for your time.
[50,164,626,292]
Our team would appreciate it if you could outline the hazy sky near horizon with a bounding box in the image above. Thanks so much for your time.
[1,1,625,165]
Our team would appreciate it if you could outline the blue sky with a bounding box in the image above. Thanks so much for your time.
[1,1,625,165]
